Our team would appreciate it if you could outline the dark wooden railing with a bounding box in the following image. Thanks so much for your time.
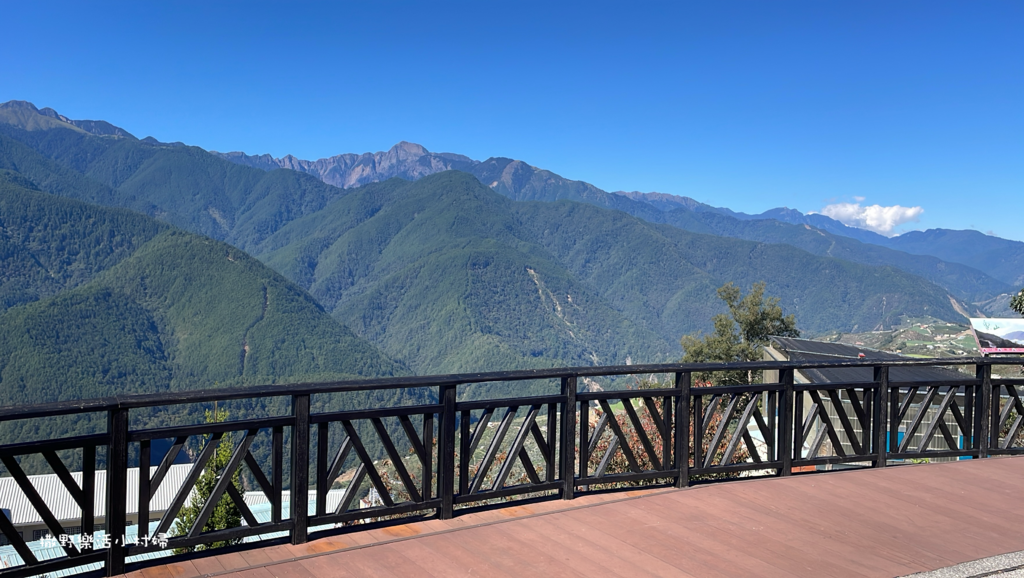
[1,357,1022,577]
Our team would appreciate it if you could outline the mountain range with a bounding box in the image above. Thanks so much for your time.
[213,141,1024,301]
[0,99,1021,410]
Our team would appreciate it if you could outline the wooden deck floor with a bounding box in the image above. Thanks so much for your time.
[129,457,1024,578]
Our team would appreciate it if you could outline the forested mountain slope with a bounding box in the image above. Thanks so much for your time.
[0,170,165,310]
[885,229,1024,287]
[254,172,965,375]
[0,175,401,408]
[0,102,347,249]
[512,200,966,343]
[256,173,673,374]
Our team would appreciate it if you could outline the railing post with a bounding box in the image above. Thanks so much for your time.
[778,368,794,476]
[889,381,900,454]
[872,366,888,468]
[977,364,992,458]
[291,394,310,545]
[105,407,128,577]
[82,444,96,549]
[560,376,577,500]
[438,384,457,519]
[675,372,690,488]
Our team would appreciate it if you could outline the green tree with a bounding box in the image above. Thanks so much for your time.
[1011,289,1024,315]
[172,407,242,553]
[680,281,799,385]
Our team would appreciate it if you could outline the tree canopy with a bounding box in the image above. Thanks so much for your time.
[172,408,242,553]
[680,281,799,385]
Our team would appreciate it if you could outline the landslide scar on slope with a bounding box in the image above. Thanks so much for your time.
[525,267,599,363]
[240,284,270,374]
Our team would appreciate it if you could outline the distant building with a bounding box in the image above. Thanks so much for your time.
[0,464,192,544]
[765,337,969,464]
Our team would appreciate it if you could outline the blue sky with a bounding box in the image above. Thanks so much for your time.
[2,1,1022,239]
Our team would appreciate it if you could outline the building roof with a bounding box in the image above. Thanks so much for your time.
[0,465,352,527]
[0,489,352,575]
[0,464,193,526]
[768,336,967,384]
[0,523,174,576]
[244,489,347,516]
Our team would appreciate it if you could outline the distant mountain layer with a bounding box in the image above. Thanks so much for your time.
[214,141,477,189]
[7,99,1021,294]
[885,230,1024,287]
[618,190,1024,288]
[213,142,1014,305]
[1003,330,1024,342]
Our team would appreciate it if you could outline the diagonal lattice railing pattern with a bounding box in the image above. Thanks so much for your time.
[0,358,1021,577]
[796,382,879,464]
[993,379,1024,453]
[128,419,292,556]
[0,435,104,572]
[309,405,441,526]
[456,398,560,503]
[890,383,971,456]
[692,385,780,474]
[578,388,676,487]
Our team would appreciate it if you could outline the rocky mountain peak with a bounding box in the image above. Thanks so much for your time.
[0,100,39,111]
[212,141,478,189]
[38,107,68,120]
[0,100,135,138]
[392,141,428,156]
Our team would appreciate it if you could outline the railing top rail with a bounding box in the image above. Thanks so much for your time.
[0,356,1020,421]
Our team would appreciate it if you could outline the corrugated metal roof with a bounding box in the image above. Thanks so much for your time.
[770,337,968,384]
[0,521,175,576]
[244,489,347,516]
[241,489,351,543]
[0,464,193,525]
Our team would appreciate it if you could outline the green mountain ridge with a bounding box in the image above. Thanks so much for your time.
[654,209,1010,305]
[0,169,166,311]
[210,138,1015,303]
[0,175,402,409]
[257,173,673,374]
[512,193,966,338]
[885,229,1024,287]
[0,113,346,250]
[473,160,1012,306]
[649,197,1024,291]
[254,172,966,376]
[1,101,1009,305]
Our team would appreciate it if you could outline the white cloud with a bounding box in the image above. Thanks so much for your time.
[817,202,924,236]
